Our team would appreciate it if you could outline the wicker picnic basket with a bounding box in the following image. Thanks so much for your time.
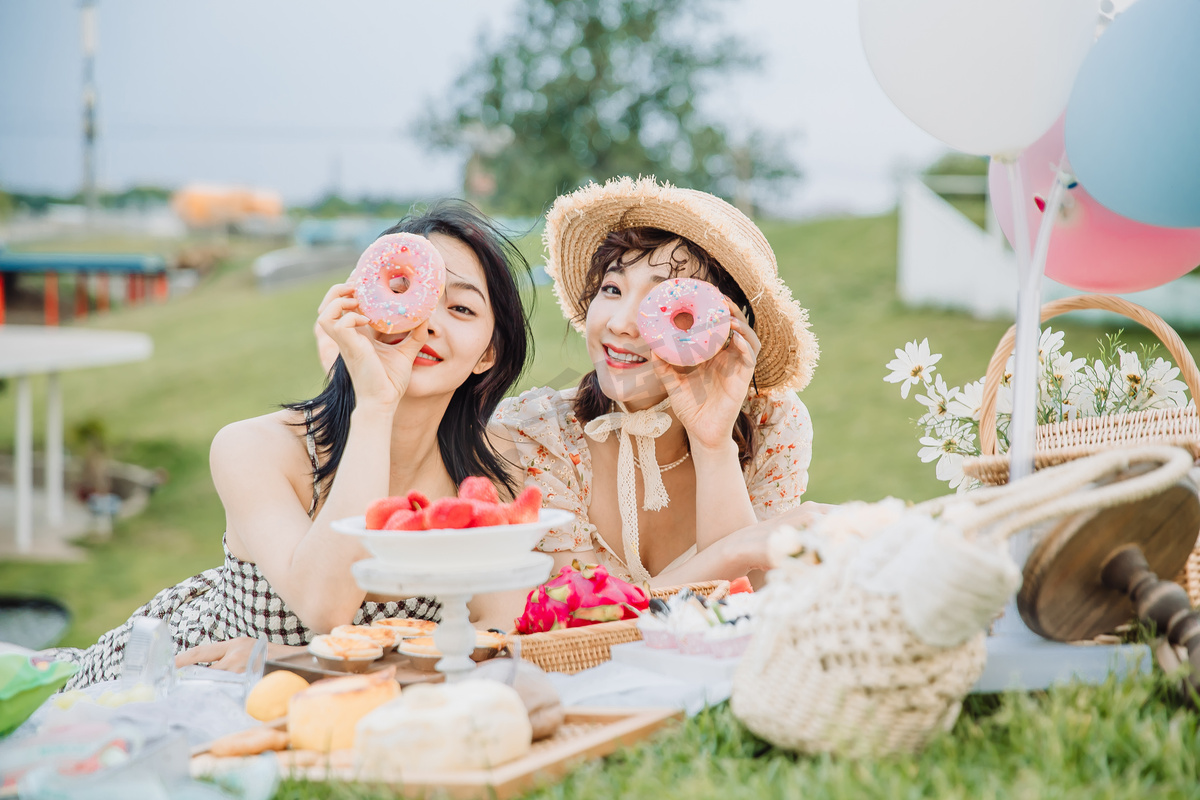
[732,447,1196,757]
[512,580,729,674]
[962,295,1200,602]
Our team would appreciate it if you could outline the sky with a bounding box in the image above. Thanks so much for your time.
[0,0,949,218]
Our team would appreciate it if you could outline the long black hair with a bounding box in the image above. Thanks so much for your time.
[285,202,534,499]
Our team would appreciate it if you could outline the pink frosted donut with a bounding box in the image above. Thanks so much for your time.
[637,278,731,367]
[350,233,446,334]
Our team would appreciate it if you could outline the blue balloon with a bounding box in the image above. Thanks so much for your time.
[1065,0,1200,229]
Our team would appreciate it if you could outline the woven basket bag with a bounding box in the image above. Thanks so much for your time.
[962,295,1200,602]
[731,447,1196,757]
[513,580,729,674]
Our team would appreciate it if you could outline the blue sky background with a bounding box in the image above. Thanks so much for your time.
[0,0,946,217]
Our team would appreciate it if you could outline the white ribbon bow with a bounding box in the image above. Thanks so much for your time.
[583,398,673,584]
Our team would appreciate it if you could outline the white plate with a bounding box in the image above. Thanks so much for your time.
[331,508,574,571]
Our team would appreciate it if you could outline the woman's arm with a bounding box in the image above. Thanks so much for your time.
[213,403,397,633]
[656,300,762,550]
[218,285,432,634]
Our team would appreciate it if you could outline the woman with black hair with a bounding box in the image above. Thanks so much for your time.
[44,202,534,687]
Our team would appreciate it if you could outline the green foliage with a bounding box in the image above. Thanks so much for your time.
[0,185,13,220]
[421,0,800,215]
[925,152,990,177]
[305,193,426,220]
[7,185,173,212]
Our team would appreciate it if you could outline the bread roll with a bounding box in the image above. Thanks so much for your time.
[470,659,564,740]
[245,670,309,722]
[287,667,399,751]
[354,681,532,776]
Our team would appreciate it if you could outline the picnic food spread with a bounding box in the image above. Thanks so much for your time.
[307,634,383,665]
[637,277,732,366]
[350,231,447,334]
[330,624,400,649]
[244,669,309,722]
[471,659,566,740]
[371,617,438,638]
[354,681,533,776]
[365,478,542,531]
[287,668,400,752]
[516,561,650,634]
[637,588,758,658]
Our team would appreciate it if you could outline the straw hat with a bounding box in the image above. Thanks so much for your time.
[543,176,819,393]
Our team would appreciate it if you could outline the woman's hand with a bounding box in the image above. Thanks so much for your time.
[175,637,308,673]
[652,298,761,452]
[315,283,429,409]
[712,501,835,574]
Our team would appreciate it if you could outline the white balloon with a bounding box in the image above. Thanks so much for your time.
[859,0,1100,157]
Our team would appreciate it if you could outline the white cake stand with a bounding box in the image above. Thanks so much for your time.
[351,552,554,682]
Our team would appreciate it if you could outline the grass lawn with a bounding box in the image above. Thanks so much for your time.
[3,213,1200,796]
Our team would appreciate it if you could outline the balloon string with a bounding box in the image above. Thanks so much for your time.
[1030,168,1070,286]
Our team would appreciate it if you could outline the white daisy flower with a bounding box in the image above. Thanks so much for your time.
[1038,328,1066,365]
[884,339,941,399]
[1142,358,1188,409]
[915,375,958,423]
[1118,350,1144,401]
[947,379,984,421]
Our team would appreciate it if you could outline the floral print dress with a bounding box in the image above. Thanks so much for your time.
[488,386,814,581]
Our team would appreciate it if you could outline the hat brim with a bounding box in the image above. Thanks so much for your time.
[543,176,818,393]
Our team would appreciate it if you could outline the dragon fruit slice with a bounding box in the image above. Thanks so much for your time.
[516,561,649,632]
[514,584,572,634]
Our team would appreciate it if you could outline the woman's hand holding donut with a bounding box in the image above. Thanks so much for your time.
[316,283,429,409]
[652,298,761,452]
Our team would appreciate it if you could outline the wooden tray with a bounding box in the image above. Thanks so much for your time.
[264,650,444,685]
[191,706,681,799]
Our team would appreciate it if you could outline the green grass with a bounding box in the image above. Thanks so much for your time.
[4,215,1200,796]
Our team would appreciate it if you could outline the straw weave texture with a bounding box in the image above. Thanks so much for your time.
[512,580,728,674]
[732,575,986,757]
[962,295,1200,603]
[543,176,819,393]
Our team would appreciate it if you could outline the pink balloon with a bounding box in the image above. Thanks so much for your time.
[989,116,1200,293]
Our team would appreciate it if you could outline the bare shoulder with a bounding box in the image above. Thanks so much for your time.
[210,409,310,477]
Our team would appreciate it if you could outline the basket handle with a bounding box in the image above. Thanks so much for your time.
[978,295,1200,456]
[917,445,1195,542]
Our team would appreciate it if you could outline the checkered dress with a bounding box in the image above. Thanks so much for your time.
[44,413,440,690]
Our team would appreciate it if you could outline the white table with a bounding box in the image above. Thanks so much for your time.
[0,325,152,553]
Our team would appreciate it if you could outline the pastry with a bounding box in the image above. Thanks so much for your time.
[308,633,383,662]
[354,680,532,775]
[331,624,399,649]
[371,618,438,638]
[209,726,290,757]
[287,667,399,752]
[245,670,309,722]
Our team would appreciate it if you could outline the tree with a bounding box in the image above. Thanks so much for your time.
[421,0,800,216]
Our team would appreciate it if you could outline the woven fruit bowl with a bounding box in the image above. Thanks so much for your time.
[511,581,730,674]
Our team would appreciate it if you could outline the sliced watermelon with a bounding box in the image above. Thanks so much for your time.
[425,497,474,529]
[458,476,500,505]
[504,486,542,525]
[366,496,411,530]
[729,576,754,594]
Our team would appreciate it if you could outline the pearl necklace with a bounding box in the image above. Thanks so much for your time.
[632,450,691,473]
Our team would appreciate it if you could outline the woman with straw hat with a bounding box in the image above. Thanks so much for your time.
[486,177,822,598]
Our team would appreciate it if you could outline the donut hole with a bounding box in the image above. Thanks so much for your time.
[387,272,413,294]
[671,311,695,331]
